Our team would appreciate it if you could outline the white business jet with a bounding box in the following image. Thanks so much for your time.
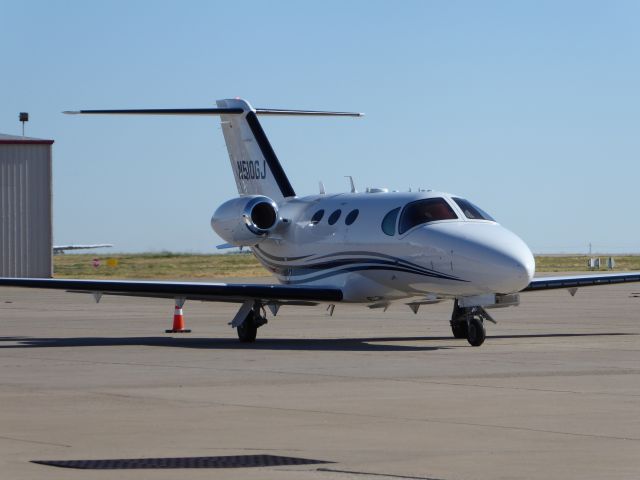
[2,98,639,346]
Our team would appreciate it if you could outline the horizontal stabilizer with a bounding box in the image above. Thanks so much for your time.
[63,108,245,115]
[64,107,363,117]
[254,108,363,117]
[63,98,363,200]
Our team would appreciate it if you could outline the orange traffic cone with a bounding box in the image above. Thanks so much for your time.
[166,304,191,333]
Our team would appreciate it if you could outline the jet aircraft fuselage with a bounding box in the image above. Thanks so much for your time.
[215,190,535,303]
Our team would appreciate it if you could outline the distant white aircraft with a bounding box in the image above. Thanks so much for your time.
[2,98,639,346]
[53,244,113,255]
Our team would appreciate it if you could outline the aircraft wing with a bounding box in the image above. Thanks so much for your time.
[0,278,343,304]
[523,272,640,292]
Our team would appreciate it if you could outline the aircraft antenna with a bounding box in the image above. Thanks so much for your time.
[345,176,357,193]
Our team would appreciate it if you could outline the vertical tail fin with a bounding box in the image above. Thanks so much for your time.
[216,99,295,200]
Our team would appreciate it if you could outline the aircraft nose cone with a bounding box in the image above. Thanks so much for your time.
[470,226,535,293]
[494,240,536,292]
[423,222,535,294]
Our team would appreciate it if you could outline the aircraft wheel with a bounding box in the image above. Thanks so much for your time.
[450,320,468,339]
[237,313,258,343]
[466,316,486,347]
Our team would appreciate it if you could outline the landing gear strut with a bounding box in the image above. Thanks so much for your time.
[235,303,267,343]
[450,300,468,339]
[450,300,489,347]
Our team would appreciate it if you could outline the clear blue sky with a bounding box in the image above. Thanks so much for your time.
[1,1,639,253]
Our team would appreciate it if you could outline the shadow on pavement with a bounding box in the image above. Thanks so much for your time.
[0,332,633,352]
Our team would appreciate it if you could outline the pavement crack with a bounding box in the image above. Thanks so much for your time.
[396,378,640,398]
[192,400,640,443]
[0,435,71,448]
[317,467,446,480]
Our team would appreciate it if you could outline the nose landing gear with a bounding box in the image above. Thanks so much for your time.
[450,299,489,346]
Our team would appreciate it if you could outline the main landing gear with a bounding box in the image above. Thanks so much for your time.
[232,301,268,343]
[450,299,494,347]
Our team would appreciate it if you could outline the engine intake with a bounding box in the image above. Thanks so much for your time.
[244,197,278,234]
[211,196,279,246]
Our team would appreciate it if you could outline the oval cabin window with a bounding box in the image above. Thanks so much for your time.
[328,209,342,225]
[310,209,324,225]
[345,209,359,225]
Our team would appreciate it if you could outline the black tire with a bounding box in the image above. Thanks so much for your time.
[467,316,486,347]
[450,320,468,339]
[237,314,258,343]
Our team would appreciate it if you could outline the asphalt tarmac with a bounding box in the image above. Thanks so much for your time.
[1,280,639,479]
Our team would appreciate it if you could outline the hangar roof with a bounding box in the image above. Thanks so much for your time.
[0,133,54,145]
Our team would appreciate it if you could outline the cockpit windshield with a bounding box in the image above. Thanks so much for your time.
[452,198,495,221]
[398,198,458,234]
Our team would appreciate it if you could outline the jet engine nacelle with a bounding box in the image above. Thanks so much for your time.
[211,195,279,246]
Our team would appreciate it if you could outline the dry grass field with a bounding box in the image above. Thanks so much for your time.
[52,252,640,279]
[535,255,640,272]
[53,252,268,279]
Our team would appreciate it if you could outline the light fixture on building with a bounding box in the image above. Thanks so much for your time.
[19,112,29,136]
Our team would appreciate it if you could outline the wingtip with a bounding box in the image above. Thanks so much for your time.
[63,110,80,115]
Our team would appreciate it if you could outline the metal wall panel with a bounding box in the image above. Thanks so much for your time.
[0,144,52,277]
